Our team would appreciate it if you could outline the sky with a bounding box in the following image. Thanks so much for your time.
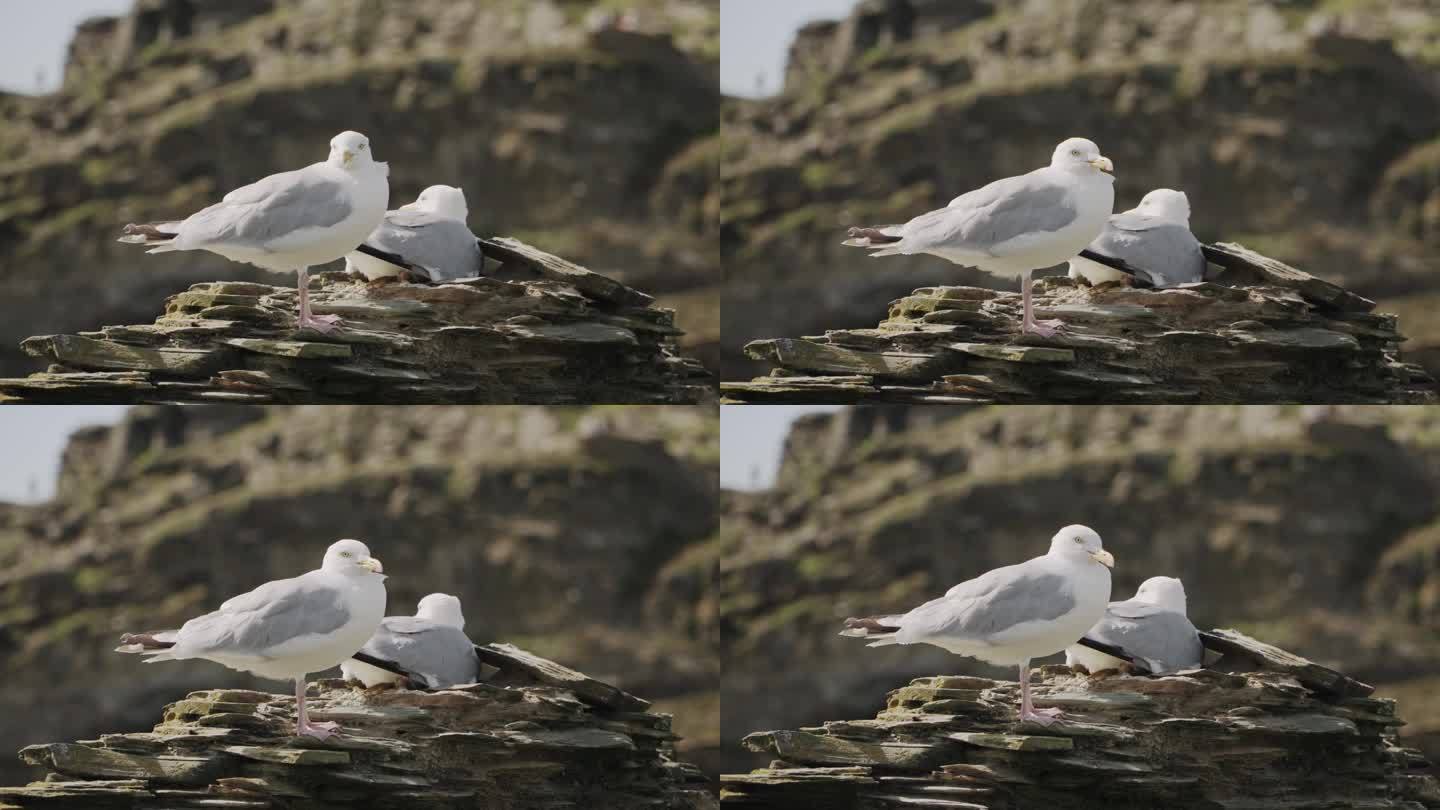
[5,1,860,97]
[0,0,135,94]
[0,407,131,503]
[721,0,859,97]
[720,405,845,491]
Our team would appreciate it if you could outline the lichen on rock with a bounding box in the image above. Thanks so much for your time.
[722,630,1440,809]
[722,243,1434,404]
[0,643,716,810]
[0,238,712,404]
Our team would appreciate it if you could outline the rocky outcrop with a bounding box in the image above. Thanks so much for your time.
[722,631,1440,809]
[0,405,719,786]
[719,405,1440,777]
[0,0,719,378]
[0,238,712,404]
[721,0,1440,382]
[722,244,1434,404]
[0,644,716,809]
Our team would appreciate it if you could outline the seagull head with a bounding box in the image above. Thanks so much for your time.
[328,131,374,171]
[1134,189,1191,222]
[416,593,466,629]
[1050,524,1114,569]
[323,538,385,578]
[1133,576,1187,613]
[1052,137,1112,176]
[400,185,469,221]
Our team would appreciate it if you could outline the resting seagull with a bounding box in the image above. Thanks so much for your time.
[341,593,481,689]
[115,538,386,740]
[841,525,1114,726]
[345,185,485,283]
[1067,189,1205,288]
[844,137,1114,337]
[1066,576,1203,676]
[119,130,389,333]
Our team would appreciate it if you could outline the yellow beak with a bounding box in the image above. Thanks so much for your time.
[342,151,355,166]
[1090,549,1115,569]
[1089,156,1113,173]
[360,557,384,574]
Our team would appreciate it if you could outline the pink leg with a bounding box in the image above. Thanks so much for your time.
[295,268,342,333]
[1017,660,1064,726]
[294,677,342,739]
[1020,269,1065,337]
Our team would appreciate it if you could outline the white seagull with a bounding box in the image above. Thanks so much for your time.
[844,137,1115,336]
[1067,189,1206,288]
[1065,576,1203,675]
[841,525,1114,725]
[341,593,481,689]
[115,539,386,739]
[344,185,485,283]
[119,131,390,333]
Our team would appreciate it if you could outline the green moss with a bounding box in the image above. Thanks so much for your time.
[72,566,109,595]
[800,162,839,191]
[80,158,120,186]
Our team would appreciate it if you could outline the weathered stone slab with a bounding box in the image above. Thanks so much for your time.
[223,339,352,360]
[475,643,651,712]
[21,335,231,375]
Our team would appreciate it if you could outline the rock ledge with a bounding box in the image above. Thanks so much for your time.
[722,244,1434,404]
[0,239,712,404]
[0,643,716,809]
[721,629,1440,809]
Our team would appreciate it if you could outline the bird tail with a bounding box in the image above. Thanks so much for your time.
[842,225,904,249]
[118,222,182,252]
[115,630,177,654]
[840,616,902,646]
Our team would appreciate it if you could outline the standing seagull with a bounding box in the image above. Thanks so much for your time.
[115,539,386,740]
[344,185,485,283]
[841,525,1114,726]
[1067,189,1205,288]
[844,137,1115,337]
[1065,576,1203,675]
[118,131,390,333]
[341,593,482,689]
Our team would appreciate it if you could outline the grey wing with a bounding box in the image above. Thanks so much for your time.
[1090,220,1204,288]
[901,566,1075,642]
[181,167,353,247]
[178,575,351,654]
[1091,608,1203,673]
[367,212,483,282]
[908,171,1075,254]
[365,619,478,687]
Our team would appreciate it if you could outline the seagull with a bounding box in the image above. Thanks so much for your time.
[844,137,1115,337]
[118,131,390,333]
[1067,189,1206,288]
[340,593,481,689]
[841,525,1114,726]
[115,539,386,740]
[344,185,485,284]
[1065,576,1203,676]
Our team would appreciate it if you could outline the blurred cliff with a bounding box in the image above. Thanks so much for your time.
[719,405,1440,776]
[721,0,1440,381]
[0,0,719,376]
[0,404,720,785]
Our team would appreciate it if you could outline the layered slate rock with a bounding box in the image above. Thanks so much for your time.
[723,244,1435,404]
[721,630,1440,809]
[0,644,716,810]
[0,239,712,404]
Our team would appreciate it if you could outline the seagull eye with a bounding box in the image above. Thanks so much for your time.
[1071,149,1080,156]
[339,551,352,557]
[1073,536,1083,544]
